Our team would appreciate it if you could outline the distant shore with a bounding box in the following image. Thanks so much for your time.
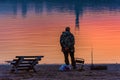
[0,64,120,80]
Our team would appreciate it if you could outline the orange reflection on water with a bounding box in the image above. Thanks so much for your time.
[76,12,120,63]
[0,13,75,64]
[0,11,120,64]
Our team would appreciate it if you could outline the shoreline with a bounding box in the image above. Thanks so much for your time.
[0,64,120,80]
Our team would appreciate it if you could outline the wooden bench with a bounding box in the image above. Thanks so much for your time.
[8,56,44,73]
[75,58,85,70]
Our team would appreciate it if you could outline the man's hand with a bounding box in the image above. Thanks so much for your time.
[65,47,69,51]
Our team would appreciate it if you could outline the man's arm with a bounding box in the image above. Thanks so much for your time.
[71,33,75,46]
[60,33,66,48]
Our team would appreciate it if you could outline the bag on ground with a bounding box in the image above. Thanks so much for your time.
[59,64,71,71]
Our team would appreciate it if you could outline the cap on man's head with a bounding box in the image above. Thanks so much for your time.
[65,27,70,31]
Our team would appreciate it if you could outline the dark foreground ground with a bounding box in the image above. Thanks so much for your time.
[0,64,120,80]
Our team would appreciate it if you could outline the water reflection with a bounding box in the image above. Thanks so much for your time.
[0,1,119,22]
[74,0,83,30]
[0,0,120,64]
[0,0,120,25]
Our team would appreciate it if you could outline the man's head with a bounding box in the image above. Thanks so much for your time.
[65,27,70,32]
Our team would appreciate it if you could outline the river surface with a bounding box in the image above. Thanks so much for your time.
[0,0,120,64]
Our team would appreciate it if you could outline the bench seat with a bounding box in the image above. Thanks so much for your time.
[8,56,44,73]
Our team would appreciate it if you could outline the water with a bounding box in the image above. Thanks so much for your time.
[0,0,120,64]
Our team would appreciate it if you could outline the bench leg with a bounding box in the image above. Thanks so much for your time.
[27,66,37,72]
[11,66,18,73]
[33,68,37,72]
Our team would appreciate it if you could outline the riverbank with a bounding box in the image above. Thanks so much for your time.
[0,64,120,80]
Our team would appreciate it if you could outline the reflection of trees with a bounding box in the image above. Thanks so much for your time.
[21,0,27,17]
[0,0,120,17]
[34,1,44,14]
[74,0,83,30]
[12,0,17,16]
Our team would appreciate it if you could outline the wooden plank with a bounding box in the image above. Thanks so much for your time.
[17,65,32,67]
[16,56,44,58]
[13,59,35,61]
[5,61,13,63]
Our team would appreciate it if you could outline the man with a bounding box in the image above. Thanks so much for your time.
[60,27,76,69]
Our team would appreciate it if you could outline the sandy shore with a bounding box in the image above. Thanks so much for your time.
[0,64,120,80]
